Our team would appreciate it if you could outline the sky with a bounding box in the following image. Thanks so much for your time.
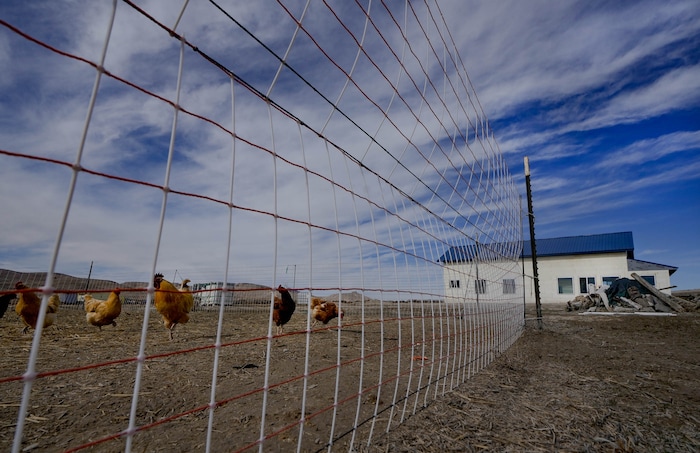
[0,1,698,292]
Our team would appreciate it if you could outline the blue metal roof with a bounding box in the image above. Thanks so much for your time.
[439,232,634,263]
[438,241,521,262]
[522,231,634,258]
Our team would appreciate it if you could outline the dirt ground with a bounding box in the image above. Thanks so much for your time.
[2,301,488,453]
[375,304,700,452]
[1,303,698,452]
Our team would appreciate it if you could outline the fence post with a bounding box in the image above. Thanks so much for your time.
[524,157,542,329]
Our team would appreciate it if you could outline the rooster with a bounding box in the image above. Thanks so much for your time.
[0,292,17,318]
[84,289,122,330]
[153,273,194,340]
[310,297,344,328]
[273,285,296,335]
[14,282,60,334]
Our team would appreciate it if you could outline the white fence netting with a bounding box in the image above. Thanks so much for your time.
[0,1,523,451]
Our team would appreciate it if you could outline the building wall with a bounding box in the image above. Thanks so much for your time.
[523,253,627,304]
[194,282,236,306]
[444,252,673,304]
[632,270,672,294]
[442,260,524,303]
[521,253,673,303]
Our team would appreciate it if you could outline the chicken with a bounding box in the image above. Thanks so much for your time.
[179,279,191,291]
[310,297,344,327]
[0,292,17,318]
[14,282,59,334]
[273,285,296,335]
[84,289,122,330]
[153,273,194,340]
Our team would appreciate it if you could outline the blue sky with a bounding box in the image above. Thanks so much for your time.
[461,1,700,290]
[1,1,698,292]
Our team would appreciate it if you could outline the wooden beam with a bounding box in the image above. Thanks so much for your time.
[630,273,685,312]
[596,287,612,312]
[619,296,642,310]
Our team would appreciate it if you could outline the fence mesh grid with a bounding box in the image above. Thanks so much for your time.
[1,1,523,451]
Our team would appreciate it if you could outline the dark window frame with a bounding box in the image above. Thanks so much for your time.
[558,277,574,294]
[475,279,487,294]
[503,279,516,294]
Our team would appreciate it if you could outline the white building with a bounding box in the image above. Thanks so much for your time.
[193,282,236,306]
[440,232,677,304]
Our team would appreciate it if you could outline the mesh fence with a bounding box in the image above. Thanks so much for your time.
[0,1,523,451]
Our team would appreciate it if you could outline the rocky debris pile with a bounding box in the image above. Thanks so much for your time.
[567,273,699,313]
[673,289,700,310]
[566,292,603,312]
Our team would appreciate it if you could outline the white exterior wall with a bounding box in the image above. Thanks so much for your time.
[196,282,236,306]
[631,270,672,294]
[521,253,673,303]
[523,253,628,303]
[444,252,674,304]
[442,261,524,303]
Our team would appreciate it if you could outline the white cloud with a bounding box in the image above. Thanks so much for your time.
[1,0,697,291]
[572,65,700,132]
[446,1,700,119]
[595,130,700,168]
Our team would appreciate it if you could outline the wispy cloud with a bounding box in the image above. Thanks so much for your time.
[571,65,700,132]
[596,130,700,168]
[1,0,698,290]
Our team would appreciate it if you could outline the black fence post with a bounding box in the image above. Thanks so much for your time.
[525,157,542,329]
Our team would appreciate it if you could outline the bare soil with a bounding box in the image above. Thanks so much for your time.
[0,303,442,453]
[1,303,698,452]
[375,305,700,452]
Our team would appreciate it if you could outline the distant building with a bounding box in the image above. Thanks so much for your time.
[439,232,677,304]
[193,282,236,306]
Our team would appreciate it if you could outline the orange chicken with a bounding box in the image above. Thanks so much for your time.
[310,297,344,327]
[153,273,194,340]
[84,289,122,330]
[273,285,296,335]
[14,282,59,334]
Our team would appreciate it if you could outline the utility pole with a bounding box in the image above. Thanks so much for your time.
[474,234,480,306]
[524,157,542,329]
[520,195,527,319]
[286,265,297,289]
[85,261,93,292]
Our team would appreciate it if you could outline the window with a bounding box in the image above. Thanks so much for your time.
[449,280,460,288]
[475,279,486,294]
[602,276,618,287]
[579,277,596,293]
[503,279,516,294]
[641,275,656,286]
[558,278,573,294]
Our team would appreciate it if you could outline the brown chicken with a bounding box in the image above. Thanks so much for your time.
[310,297,344,327]
[14,282,59,334]
[153,273,194,340]
[84,289,122,330]
[273,285,296,335]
